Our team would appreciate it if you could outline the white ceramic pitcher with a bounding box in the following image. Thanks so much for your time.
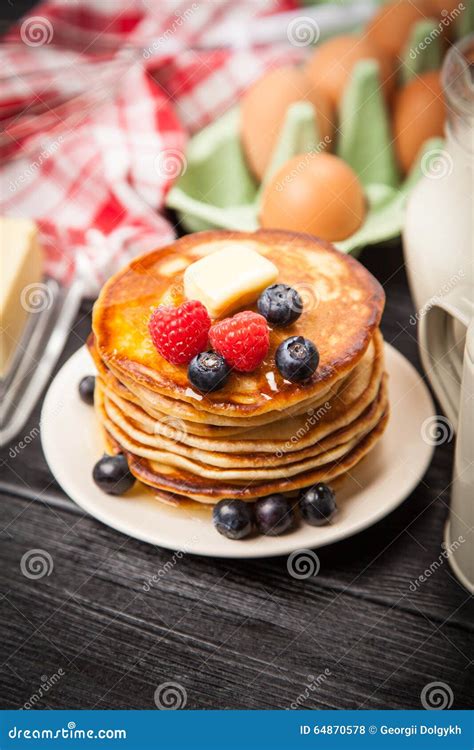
[403,35,473,314]
[404,36,474,592]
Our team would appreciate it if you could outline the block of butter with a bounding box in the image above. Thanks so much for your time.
[183,242,278,318]
[0,217,43,377]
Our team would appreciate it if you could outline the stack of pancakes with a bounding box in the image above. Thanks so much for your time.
[89,230,389,504]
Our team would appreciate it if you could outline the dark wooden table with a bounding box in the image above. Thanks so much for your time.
[1,241,472,711]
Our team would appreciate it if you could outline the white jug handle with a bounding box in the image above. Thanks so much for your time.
[418,284,474,431]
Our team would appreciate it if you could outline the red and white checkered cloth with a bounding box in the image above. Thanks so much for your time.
[0,0,299,296]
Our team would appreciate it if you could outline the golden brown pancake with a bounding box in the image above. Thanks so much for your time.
[98,339,384,457]
[91,229,389,506]
[92,230,384,418]
[90,337,350,429]
[99,377,387,470]
[115,413,389,503]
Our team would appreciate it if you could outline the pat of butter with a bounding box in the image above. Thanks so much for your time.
[0,217,43,376]
[183,244,278,318]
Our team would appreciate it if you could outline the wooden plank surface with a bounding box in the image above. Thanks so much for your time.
[1,244,473,710]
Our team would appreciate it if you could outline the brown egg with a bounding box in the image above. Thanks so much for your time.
[365,0,437,62]
[305,34,394,109]
[240,66,334,182]
[393,70,445,173]
[260,152,366,242]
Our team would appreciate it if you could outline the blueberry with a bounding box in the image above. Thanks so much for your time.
[92,454,135,495]
[255,494,294,536]
[188,351,230,393]
[212,499,253,540]
[78,375,95,405]
[299,483,337,526]
[275,336,319,382]
[257,284,303,326]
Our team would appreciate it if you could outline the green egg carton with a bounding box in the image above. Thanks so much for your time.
[166,22,451,255]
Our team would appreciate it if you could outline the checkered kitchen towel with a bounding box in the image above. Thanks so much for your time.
[0,0,298,296]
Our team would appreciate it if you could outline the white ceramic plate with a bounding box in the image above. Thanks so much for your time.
[41,344,435,558]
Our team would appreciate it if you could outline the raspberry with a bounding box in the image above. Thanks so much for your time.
[209,311,270,372]
[149,300,211,365]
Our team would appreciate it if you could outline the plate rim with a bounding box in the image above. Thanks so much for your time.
[40,344,435,558]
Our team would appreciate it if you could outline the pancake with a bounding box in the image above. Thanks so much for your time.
[89,337,351,429]
[99,376,387,470]
[99,335,384,456]
[94,328,381,438]
[91,228,389,507]
[117,412,389,503]
[92,230,384,418]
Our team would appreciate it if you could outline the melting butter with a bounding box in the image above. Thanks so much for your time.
[183,243,278,318]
